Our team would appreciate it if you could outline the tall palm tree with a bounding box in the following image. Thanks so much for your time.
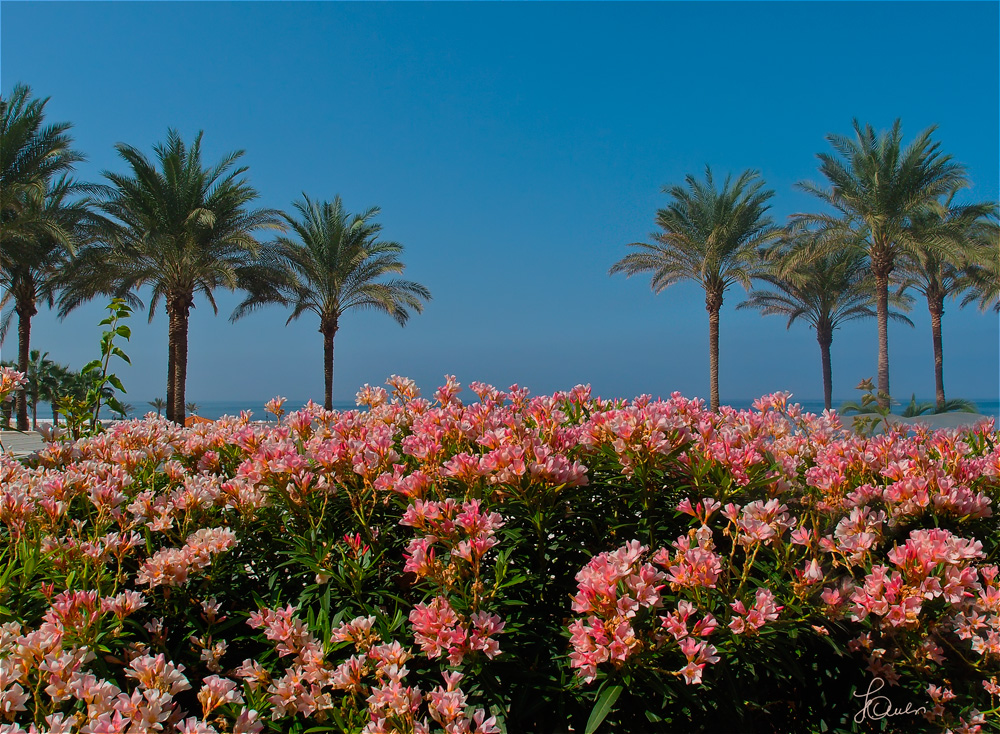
[60,130,282,425]
[961,218,1000,314]
[1,177,94,429]
[610,168,780,411]
[233,195,431,410]
[0,84,83,272]
[794,120,968,407]
[1,85,88,430]
[740,240,912,411]
[894,193,996,410]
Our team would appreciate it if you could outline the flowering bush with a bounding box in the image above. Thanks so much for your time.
[1,373,998,733]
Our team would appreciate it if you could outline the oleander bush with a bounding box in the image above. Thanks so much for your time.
[0,368,998,733]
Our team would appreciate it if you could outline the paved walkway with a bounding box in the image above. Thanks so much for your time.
[0,430,47,458]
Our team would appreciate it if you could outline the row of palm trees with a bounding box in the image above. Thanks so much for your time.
[612,122,998,412]
[1,84,430,430]
[2,83,997,429]
[0,352,147,429]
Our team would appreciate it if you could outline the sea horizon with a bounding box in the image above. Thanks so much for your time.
[44,395,999,422]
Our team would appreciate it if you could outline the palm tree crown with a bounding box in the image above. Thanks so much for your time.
[961,218,1000,314]
[60,129,282,425]
[234,194,431,409]
[1,84,84,272]
[610,167,780,410]
[795,119,968,406]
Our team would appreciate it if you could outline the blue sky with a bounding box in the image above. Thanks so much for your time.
[2,1,998,410]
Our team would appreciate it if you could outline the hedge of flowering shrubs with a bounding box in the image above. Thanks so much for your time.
[1,367,999,733]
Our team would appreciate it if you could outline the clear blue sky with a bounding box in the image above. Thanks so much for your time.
[2,1,998,409]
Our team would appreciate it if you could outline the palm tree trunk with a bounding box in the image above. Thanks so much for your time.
[817,326,833,412]
[166,319,176,424]
[322,325,336,411]
[169,299,190,425]
[174,305,190,427]
[930,300,945,411]
[706,292,722,412]
[15,305,33,431]
[874,270,891,410]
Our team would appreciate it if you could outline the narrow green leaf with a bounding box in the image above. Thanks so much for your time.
[585,684,622,734]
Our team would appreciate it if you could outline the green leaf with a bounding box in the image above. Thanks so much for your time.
[81,360,101,374]
[107,375,126,392]
[116,325,132,339]
[585,684,622,734]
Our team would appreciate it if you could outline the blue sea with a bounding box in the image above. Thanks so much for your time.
[134,397,1000,421]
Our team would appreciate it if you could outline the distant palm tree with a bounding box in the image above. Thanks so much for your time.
[741,240,912,411]
[24,349,59,429]
[112,402,133,420]
[233,195,431,410]
[48,362,82,425]
[610,168,780,411]
[894,191,996,410]
[185,401,199,416]
[60,130,282,426]
[795,120,968,408]
[1,177,94,429]
[961,218,1000,314]
[148,397,167,417]
[0,84,83,272]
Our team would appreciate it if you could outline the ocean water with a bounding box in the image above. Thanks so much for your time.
[133,396,1000,421]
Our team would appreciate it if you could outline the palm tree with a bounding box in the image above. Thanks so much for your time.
[112,402,133,420]
[894,192,996,410]
[961,218,1000,314]
[0,84,83,272]
[610,168,780,411]
[740,240,912,411]
[185,401,199,416]
[60,130,282,426]
[148,397,167,417]
[24,349,60,429]
[233,194,431,410]
[1,177,94,429]
[795,120,968,407]
[1,85,89,430]
[48,362,82,425]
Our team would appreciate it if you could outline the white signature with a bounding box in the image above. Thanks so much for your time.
[854,677,928,723]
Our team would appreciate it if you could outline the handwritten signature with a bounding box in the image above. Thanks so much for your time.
[854,677,928,723]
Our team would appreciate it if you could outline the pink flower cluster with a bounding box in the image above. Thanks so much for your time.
[242,608,499,734]
[401,498,505,578]
[408,597,504,666]
[135,527,237,588]
[728,588,783,635]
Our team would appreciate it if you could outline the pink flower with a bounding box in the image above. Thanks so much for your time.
[198,675,243,717]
